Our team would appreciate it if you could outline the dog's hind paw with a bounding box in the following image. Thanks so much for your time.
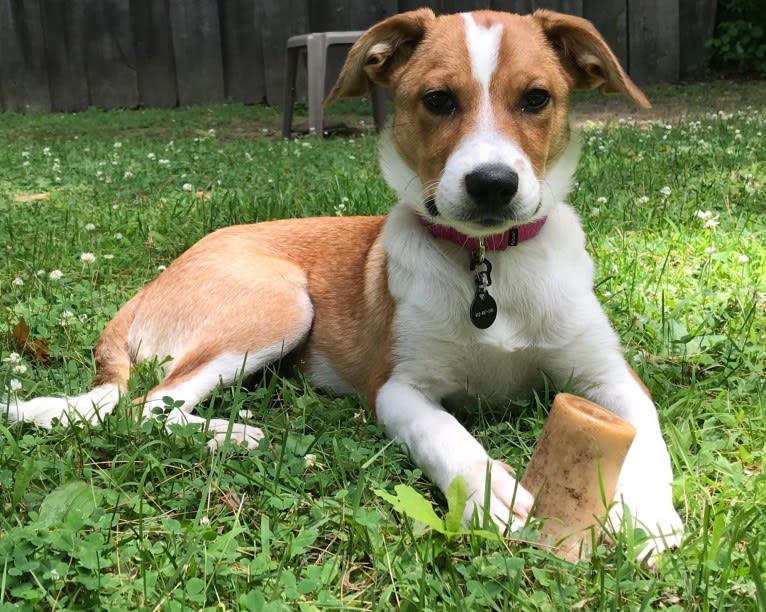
[205,418,264,450]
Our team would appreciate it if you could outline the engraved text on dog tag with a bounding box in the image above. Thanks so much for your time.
[470,290,497,329]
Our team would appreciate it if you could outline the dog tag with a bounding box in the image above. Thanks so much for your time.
[469,245,497,329]
[470,290,497,329]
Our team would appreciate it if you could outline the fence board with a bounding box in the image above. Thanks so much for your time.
[679,0,717,78]
[532,0,582,13]
[130,0,178,108]
[218,0,267,104]
[0,0,50,111]
[168,0,225,106]
[83,0,138,109]
[40,1,89,112]
[261,0,308,105]
[396,0,440,12]
[491,1,534,12]
[628,0,680,83]
[583,0,627,70]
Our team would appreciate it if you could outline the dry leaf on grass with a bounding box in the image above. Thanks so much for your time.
[12,192,49,203]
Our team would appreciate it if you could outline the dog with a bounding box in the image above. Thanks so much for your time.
[6,9,683,562]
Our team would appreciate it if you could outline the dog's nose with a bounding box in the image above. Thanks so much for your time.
[464,164,519,210]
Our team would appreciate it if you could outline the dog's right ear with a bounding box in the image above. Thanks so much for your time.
[325,8,435,106]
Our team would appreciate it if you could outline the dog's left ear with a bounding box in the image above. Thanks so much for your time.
[325,8,435,106]
[534,10,650,109]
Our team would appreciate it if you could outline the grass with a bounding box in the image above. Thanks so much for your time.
[1,81,765,610]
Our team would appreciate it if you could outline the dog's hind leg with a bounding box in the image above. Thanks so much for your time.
[139,346,290,450]
[130,255,315,450]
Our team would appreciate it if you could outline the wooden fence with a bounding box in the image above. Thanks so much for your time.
[0,0,716,113]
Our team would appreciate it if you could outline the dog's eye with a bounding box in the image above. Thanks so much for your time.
[521,89,551,113]
[422,91,458,116]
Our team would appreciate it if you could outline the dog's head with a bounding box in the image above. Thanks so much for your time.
[326,9,648,236]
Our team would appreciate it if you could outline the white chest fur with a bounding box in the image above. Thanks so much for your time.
[383,201,599,403]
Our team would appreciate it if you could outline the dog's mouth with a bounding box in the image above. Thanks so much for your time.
[423,198,543,231]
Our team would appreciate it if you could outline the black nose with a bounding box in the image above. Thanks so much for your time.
[464,164,519,210]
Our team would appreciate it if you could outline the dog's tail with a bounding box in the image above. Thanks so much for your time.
[4,294,141,428]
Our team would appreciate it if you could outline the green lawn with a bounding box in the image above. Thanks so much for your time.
[1,83,765,610]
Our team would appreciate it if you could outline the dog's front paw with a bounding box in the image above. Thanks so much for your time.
[461,459,534,533]
[608,496,684,568]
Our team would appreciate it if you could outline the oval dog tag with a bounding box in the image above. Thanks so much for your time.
[470,291,497,329]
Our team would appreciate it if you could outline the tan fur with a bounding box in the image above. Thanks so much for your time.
[95,217,393,407]
[330,11,647,188]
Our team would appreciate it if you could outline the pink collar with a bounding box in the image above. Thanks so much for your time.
[420,216,547,251]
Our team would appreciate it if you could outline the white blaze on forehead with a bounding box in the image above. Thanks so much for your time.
[462,13,503,128]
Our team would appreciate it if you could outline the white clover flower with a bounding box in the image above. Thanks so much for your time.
[43,147,51,156]
[13,364,27,375]
[102,254,114,260]
[596,196,608,204]
[123,171,134,179]
[660,186,672,197]
[113,141,122,148]
[36,269,45,277]
[9,379,22,393]
[80,252,96,264]
[3,352,22,365]
[78,314,88,324]
[12,277,24,286]
[22,160,31,167]
[200,516,210,527]
[21,151,30,158]
[304,453,317,468]
[60,310,75,326]
[238,409,254,419]
[114,232,124,240]
[738,254,750,263]
[84,223,96,231]
[695,210,713,220]
[157,264,167,271]
[704,218,719,229]
[182,183,193,192]
[636,195,650,205]
[147,152,156,160]
[158,159,170,166]
[48,269,63,281]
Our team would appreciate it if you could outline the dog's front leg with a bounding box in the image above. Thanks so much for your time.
[376,379,533,531]
[570,359,685,562]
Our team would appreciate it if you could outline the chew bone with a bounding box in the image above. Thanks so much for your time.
[520,393,636,561]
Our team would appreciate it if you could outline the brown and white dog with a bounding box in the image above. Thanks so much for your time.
[7,9,683,560]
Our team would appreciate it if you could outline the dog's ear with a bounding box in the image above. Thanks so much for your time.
[534,10,650,109]
[325,8,435,106]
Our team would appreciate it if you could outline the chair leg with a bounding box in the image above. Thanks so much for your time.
[306,34,326,136]
[370,85,388,132]
[282,46,300,138]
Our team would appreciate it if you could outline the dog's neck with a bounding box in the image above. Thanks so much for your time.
[419,216,548,251]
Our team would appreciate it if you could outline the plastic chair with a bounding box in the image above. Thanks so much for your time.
[282,31,387,137]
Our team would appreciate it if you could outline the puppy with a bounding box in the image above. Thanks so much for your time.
[6,9,683,561]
